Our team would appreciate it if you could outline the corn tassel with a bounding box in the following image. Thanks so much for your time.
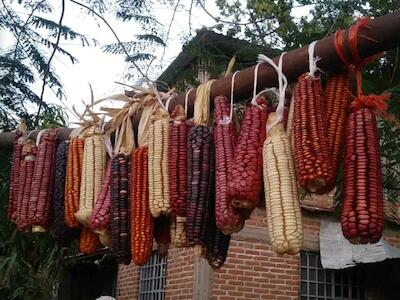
[263,113,303,255]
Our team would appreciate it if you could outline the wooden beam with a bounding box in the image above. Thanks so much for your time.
[1,11,399,150]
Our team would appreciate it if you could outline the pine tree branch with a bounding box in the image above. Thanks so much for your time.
[68,0,148,81]
[35,0,65,128]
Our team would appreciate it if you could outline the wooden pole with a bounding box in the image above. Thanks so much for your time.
[1,10,400,150]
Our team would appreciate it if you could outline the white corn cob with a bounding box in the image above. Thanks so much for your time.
[148,109,170,217]
[75,127,106,226]
[171,216,187,247]
[263,112,303,255]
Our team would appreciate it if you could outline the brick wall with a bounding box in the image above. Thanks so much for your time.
[116,263,140,299]
[116,205,400,299]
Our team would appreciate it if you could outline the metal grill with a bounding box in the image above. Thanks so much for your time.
[300,251,366,300]
[139,251,167,300]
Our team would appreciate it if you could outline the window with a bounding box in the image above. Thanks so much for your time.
[139,251,167,300]
[300,251,366,300]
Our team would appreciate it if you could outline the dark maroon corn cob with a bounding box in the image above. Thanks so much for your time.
[8,131,24,223]
[110,154,131,264]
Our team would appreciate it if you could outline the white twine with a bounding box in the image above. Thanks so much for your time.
[224,70,240,124]
[308,40,322,78]
[101,121,107,134]
[250,63,264,108]
[36,129,46,146]
[165,95,174,114]
[184,88,193,117]
[257,53,288,131]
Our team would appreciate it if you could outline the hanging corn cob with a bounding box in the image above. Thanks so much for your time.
[110,101,138,264]
[214,95,244,234]
[154,215,171,257]
[186,80,215,257]
[52,141,78,245]
[130,99,156,265]
[293,42,334,194]
[259,54,303,255]
[16,139,37,231]
[75,126,106,226]
[168,104,189,217]
[325,73,352,185]
[79,226,101,254]
[148,108,171,218]
[65,130,85,228]
[264,113,303,254]
[171,216,187,247]
[8,121,27,223]
[227,64,269,209]
[28,129,57,231]
[90,159,112,246]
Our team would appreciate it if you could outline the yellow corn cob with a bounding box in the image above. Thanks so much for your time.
[171,216,187,247]
[148,108,170,218]
[263,112,303,255]
[75,127,106,226]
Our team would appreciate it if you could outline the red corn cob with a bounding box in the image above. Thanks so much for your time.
[325,73,352,186]
[28,129,57,230]
[293,74,334,194]
[169,105,189,217]
[8,132,24,222]
[227,97,269,209]
[16,140,37,231]
[214,95,244,234]
[341,108,384,244]
[79,226,101,254]
[130,146,153,265]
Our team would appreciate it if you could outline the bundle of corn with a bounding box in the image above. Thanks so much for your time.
[79,226,101,254]
[214,95,244,234]
[8,121,27,223]
[263,113,303,254]
[90,159,112,246]
[75,126,106,226]
[28,129,57,231]
[293,42,334,194]
[130,99,156,265]
[168,104,189,217]
[170,216,187,247]
[65,129,85,228]
[16,139,37,231]
[334,18,386,244]
[154,215,171,257]
[186,80,215,256]
[110,101,139,264]
[227,67,269,209]
[52,141,78,245]
[148,108,171,218]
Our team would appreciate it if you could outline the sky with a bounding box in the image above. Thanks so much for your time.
[1,1,311,125]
